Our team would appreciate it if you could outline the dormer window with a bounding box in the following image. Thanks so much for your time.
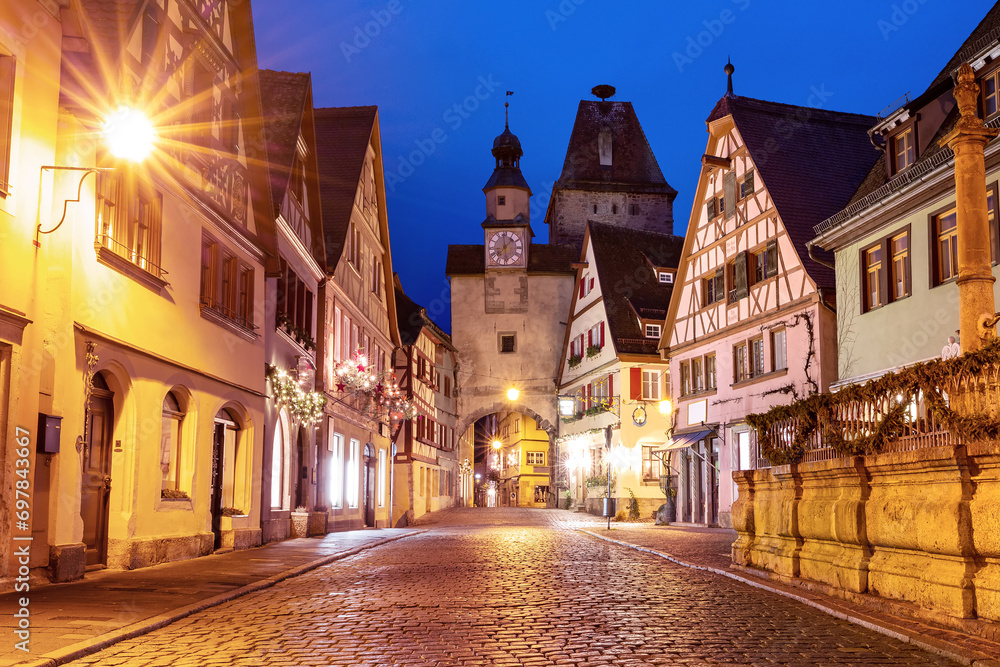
[497,195,506,206]
[984,69,1000,118]
[892,127,915,173]
[658,271,673,284]
[644,323,661,339]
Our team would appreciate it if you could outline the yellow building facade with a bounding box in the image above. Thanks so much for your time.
[493,412,550,508]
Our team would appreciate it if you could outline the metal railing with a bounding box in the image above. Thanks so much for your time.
[95,233,167,278]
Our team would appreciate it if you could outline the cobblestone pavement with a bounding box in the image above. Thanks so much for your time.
[69,508,959,666]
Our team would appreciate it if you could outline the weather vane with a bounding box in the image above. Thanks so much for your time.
[505,90,514,128]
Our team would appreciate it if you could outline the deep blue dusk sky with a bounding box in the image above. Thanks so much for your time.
[252,0,996,333]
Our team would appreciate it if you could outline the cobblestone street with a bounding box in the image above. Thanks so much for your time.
[68,509,958,666]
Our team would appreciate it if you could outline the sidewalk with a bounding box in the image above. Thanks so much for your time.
[573,519,1000,667]
[0,528,421,667]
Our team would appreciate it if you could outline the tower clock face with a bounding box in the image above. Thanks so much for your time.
[488,230,524,266]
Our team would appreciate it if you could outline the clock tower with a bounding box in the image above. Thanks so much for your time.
[482,109,532,270]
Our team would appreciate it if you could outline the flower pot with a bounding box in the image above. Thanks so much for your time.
[307,511,327,536]
[290,511,310,538]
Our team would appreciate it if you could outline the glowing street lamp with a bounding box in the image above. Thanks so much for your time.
[658,399,672,415]
[491,439,502,450]
[506,387,520,401]
[103,106,156,163]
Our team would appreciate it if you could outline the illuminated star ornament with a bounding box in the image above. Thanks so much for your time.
[333,351,416,423]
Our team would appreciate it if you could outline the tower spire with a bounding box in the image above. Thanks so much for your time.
[725,58,735,98]
[505,91,513,129]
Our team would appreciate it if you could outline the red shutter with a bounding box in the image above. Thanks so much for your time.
[587,329,592,348]
[630,367,642,400]
[579,278,585,298]
[586,383,592,410]
[589,277,595,290]
[608,374,614,398]
[600,322,605,348]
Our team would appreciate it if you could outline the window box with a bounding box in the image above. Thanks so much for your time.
[586,344,602,359]
[568,354,582,369]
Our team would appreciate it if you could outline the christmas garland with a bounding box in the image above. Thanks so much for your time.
[332,352,416,424]
[747,337,1000,465]
[267,365,326,426]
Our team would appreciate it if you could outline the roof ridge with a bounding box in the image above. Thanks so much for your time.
[725,95,876,124]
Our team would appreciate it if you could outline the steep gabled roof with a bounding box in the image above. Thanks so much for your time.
[445,244,577,276]
[927,1,1000,92]
[313,106,377,272]
[259,70,310,216]
[556,100,676,195]
[588,222,684,356]
[707,96,880,288]
[394,283,454,350]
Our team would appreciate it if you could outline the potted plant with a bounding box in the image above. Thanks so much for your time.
[291,506,310,538]
[568,354,582,369]
[586,344,601,359]
[308,505,328,536]
[219,506,249,531]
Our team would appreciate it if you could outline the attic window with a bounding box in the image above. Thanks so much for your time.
[892,127,915,174]
[598,126,612,166]
[658,271,673,284]
[644,324,661,339]
[984,69,1000,117]
[497,195,506,206]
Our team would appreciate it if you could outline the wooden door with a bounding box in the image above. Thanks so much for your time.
[210,421,225,549]
[82,379,113,567]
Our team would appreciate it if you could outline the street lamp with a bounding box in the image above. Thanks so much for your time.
[491,439,502,450]
[658,399,672,415]
[558,396,575,416]
[506,387,520,401]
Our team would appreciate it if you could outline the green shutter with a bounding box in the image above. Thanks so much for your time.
[734,251,748,300]
[724,172,736,219]
[766,239,778,278]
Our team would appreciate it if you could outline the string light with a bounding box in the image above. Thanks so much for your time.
[332,351,417,424]
[266,365,326,426]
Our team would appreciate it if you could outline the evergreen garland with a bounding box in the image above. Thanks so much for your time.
[747,338,1000,465]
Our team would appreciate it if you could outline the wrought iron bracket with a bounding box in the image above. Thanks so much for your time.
[35,166,113,247]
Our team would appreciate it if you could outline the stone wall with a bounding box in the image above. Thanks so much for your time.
[732,442,1000,624]
[548,189,674,250]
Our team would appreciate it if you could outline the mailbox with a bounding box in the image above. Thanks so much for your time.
[37,413,62,454]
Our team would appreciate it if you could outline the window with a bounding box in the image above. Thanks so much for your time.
[932,207,959,285]
[642,446,661,481]
[750,240,778,285]
[497,195,505,206]
[984,69,1000,117]
[691,357,703,392]
[739,170,755,199]
[580,273,594,298]
[191,61,215,148]
[371,257,381,296]
[864,245,883,310]
[705,353,717,390]
[702,268,725,306]
[202,235,254,330]
[750,337,765,378]
[772,329,787,371]
[270,413,288,510]
[680,361,691,397]
[890,232,909,300]
[641,369,660,400]
[347,439,360,508]
[95,173,164,277]
[728,251,749,302]
[0,53,15,193]
[593,204,598,214]
[658,271,673,284]
[527,452,544,465]
[329,431,344,508]
[161,392,184,493]
[612,204,618,214]
[377,449,386,507]
[705,194,724,220]
[893,127,915,173]
[630,204,640,215]
[499,333,516,353]
[734,343,748,383]
[645,324,661,339]
[444,375,452,397]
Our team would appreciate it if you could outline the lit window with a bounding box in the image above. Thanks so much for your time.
[96,173,164,277]
[527,452,544,465]
[734,343,748,383]
[984,70,1000,117]
[933,208,958,285]
[642,446,661,481]
[891,232,909,300]
[893,127,915,173]
[347,438,360,508]
[658,271,673,284]
[772,329,787,371]
[750,337,765,377]
[161,392,184,495]
[377,449,386,507]
[641,369,660,400]
[864,245,883,310]
[329,431,344,508]
[270,413,289,510]
[705,354,717,390]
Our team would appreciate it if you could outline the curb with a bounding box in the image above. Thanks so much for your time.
[578,530,998,667]
[13,531,424,667]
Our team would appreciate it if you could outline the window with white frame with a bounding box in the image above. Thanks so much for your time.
[641,369,660,400]
[161,392,185,494]
[527,451,544,465]
[270,412,289,509]
[772,329,787,371]
[658,271,673,284]
[645,323,661,339]
[377,449,386,507]
[347,438,360,508]
[329,430,344,508]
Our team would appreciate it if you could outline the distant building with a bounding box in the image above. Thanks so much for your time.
[543,94,677,251]
[811,4,1000,385]
[391,279,460,525]
[661,67,879,527]
[314,106,400,529]
[557,222,683,517]
[492,412,551,507]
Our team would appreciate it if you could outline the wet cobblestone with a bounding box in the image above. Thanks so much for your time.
[70,509,959,666]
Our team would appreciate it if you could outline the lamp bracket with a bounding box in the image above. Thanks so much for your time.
[35,166,113,247]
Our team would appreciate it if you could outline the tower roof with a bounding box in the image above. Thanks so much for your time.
[483,120,530,192]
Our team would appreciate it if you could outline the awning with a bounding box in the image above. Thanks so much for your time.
[652,429,712,453]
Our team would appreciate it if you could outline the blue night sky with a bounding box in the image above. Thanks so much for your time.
[252,0,995,333]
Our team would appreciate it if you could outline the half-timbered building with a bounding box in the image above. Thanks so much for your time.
[314,105,400,530]
[558,222,683,517]
[391,279,459,526]
[258,70,326,542]
[660,69,879,527]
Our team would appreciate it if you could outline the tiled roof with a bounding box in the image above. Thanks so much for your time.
[313,106,377,273]
[587,221,684,356]
[259,70,310,218]
[926,1,1000,91]
[556,101,676,195]
[445,244,577,276]
[707,95,879,289]
[394,284,453,349]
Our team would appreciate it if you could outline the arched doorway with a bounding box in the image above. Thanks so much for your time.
[210,408,240,550]
[295,429,306,509]
[81,373,114,567]
[363,442,375,527]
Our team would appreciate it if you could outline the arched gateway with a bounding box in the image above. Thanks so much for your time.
[446,109,577,506]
